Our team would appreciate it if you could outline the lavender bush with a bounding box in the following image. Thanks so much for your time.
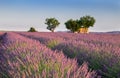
[18,32,120,78]
[0,32,98,78]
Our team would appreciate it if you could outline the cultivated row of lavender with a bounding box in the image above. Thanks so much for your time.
[18,32,120,78]
[0,32,99,78]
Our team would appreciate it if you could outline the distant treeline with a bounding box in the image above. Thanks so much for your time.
[28,15,95,33]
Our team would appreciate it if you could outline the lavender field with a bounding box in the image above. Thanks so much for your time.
[0,32,120,78]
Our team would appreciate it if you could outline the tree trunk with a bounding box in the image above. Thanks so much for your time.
[51,29,54,32]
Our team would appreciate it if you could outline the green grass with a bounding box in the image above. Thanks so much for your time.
[47,40,59,49]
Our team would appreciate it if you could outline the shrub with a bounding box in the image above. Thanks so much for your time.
[28,27,37,32]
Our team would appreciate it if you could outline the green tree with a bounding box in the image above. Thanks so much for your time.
[28,27,37,32]
[65,16,95,33]
[79,15,96,28]
[45,18,60,32]
[65,19,80,33]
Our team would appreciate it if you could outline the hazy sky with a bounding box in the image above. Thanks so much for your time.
[0,0,120,32]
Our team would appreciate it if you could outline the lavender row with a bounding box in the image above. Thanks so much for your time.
[19,32,120,57]
[0,32,98,78]
[18,32,120,78]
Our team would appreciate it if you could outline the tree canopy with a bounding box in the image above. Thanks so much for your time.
[65,15,96,33]
[79,15,96,28]
[65,19,80,32]
[45,18,60,32]
[28,27,37,32]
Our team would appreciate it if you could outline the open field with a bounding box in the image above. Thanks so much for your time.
[0,32,120,78]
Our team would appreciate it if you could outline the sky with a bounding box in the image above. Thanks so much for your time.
[0,0,120,32]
